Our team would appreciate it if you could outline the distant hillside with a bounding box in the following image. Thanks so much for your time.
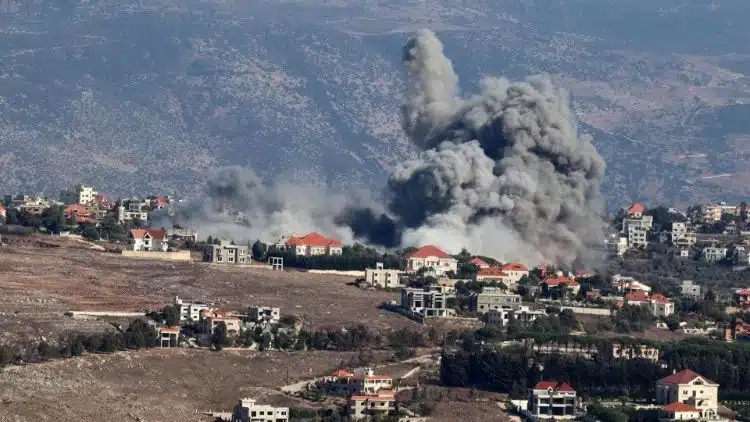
[1,0,750,207]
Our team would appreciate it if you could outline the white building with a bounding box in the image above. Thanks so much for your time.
[231,398,289,422]
[401,286,456,318]
[624,291,675,317]
[283,232,343,256]
[348,389,396,421]
[680,280,702,299]
[487,306,545,326]
[500,263,529,283]
[734,246,750,265]
[606,234,629,257]
[672,222,697,246]
[59,184,98,205]
[364,263,405,289]
[656,369,720,421]
[325,368,394,397]
[248,306,280,325]
[623,215,654,231]
[174,296,210,322]
[118,201,149,223]
[129,228,169,252]
[469,290,521,313]
[628,225,649,249]
[529,381,578,420]
[703,247,728,263]
[405,245,458,276]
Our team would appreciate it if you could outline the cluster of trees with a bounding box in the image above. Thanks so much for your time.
[584,403,659,422]
[440,336,750,400]
[0,319,158,368]
[265,246,403,271]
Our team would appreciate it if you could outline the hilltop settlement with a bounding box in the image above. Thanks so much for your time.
[4,186,750,421]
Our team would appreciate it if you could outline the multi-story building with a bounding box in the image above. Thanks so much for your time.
[702,203,738,223]
[487,306,545,326]
[500,263,529,283]
[624,291,675,317]
[529,381,578,420]
[174,296,210,322]
[59,184,98,205]
[405,245,458,276]
[656,369,720,421]
[680,280,702,299]
[364,263,405,289]
[469,290,521,313]
[166,227,198,242]
[283,232,343,256]
[703,247,728,263]
[324,368,394,396]
[248,306,280,325]
[129,228,169,252]
[627,225,649,249]
[118,200,149,223]
[475,267,511,284]
[204,240,249,264]
[671,222,697,246]
[158,326,180,348]
[348,390,396,421]
[401,285,456,318]
[623,214,654,231]
[200,309,241,336]
[231,398,289,422]
[605,234,629,257]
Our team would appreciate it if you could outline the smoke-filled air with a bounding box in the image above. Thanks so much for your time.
[170,29,608,268]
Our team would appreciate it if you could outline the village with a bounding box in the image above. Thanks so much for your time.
[2,186,750,421]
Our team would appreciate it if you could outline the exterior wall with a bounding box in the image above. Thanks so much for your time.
[657,379,719,416]
[131,234,168,252]
[205,317,241,335]
[348,397,395,421]
[204,244,249,264]
[249,307,280,324]
[651,301,675,317]
[558,306,612,316]
[470,292,521,313]
[703,247,728,263]
[232,399,289,422]
[530,389,577,419]
[401,287,456,317]
[121,250,192,261]
[365,268,405,289]
[406,256,458,276]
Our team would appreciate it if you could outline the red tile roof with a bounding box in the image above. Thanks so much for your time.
[129,228,167,240]
[542,276,579,287]
[625,291,649,302]
[662,402,699,413]
[470,257,490,268]
[501,263,528,272]
[650,293,670,304]
[736,288,750,296]
[659,369,716,386]
[407,245,452,259]
[285,232,343,248]
[64,204,89,216]
[477,268,509,278]
[533,381,575,392]
[629,203,646,215]
[159,326,180,334]
[330,369,354,378]
[574,269,595,278]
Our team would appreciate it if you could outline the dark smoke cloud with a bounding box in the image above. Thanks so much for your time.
[342,29,607,267]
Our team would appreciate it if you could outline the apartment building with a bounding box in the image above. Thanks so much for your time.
[364,263,405,289]
[628,225,649,249]
[59,184,98,205]
[680,280,702,299]
[248,306,280,325]
[401,285,456,317]
[174,296,210,322]
[656,369,720,421]
[118,200,149,223]
[283,232,343,256]
[348,390,396,421]
[469,290,521,313]
[703,247,728,263]
[231,398,289,422]
[405,245,458,276]
[529,381,578,420]
[129,228,169,252]
[204,240,249,264]
[702,203,738,223]
[623,214,654,231]
[672,222,697,246]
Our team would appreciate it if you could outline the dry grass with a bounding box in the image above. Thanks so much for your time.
[0,235,422,342]
[0,348,375,421]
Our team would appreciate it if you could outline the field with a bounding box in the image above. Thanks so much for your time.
[0,235,422,343]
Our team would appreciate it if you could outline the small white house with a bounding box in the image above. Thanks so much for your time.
[129,228,168,252]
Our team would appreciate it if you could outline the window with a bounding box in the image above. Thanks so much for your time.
[217,255,223,262]
[228,256,234,263]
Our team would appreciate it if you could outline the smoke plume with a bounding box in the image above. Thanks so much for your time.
[340,29,607,267]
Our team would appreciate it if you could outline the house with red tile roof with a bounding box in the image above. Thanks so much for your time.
[624,291,675,317]
[529,381,578,419]
[284,232,343,256]
[656,369,719,421]
[475,267,511,283]
[322,368,393,397]
[628,203,646,217]
[470,257,490,269]
[405,245,457,276]
[501,262,529,283]
[541,276,580,296]
[129,228,168,252]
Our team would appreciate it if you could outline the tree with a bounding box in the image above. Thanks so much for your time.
[665,314,681,331]
[558,309,578,330]
[81,224,100,241]
[206,235,214,245]
[41,205,65,234]
[211,322,229,350]
[251,240,267,261]
[161,305,181,327]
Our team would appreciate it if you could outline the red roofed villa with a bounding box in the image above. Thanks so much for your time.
[624,291,675,317]
[470,257,490,269]
[501,262,530,282]
[129,228,169,252]
[530,381,578,419]
[657,369,720,421]
[284,232,343,256]
[629,203,646,217]
[542,276,580,296]
[406,245,458,276]
[476,267,510,283]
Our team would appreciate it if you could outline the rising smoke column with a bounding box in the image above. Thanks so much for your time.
[341,29,607,267]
